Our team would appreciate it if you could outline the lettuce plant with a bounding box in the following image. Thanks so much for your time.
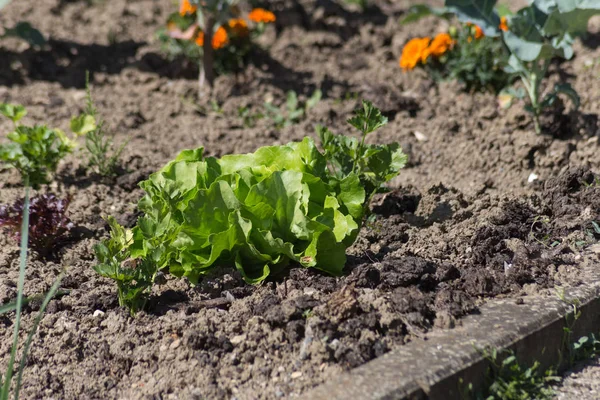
[95,101,407,314]
[403,0,600,134]
[0,194,73,260]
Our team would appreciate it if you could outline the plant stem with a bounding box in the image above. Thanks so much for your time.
[1,180,29,400]
[200,14,216,98]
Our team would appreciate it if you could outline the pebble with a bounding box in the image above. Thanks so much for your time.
[290,371,302,379]
[169,339,181,350]
[93,310,105,318]
[413,131,428,142]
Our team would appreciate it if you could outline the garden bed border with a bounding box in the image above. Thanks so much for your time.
[300,259,600,400]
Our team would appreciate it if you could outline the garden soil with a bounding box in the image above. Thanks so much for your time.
[1,0,600,399]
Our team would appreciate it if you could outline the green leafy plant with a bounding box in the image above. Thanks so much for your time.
[263,90,322,129]
[157,1,276,96]
[462,347,558,400]
[71,74,127,177]
[93,217,156,314]
[399,22,512,93]
[0,1,45,47]
[318,100,406,198]
[0,103,67,399]
[0,104,76,189]
[95,101,406,314]
[238,105,264,128]
[403,0,600,134]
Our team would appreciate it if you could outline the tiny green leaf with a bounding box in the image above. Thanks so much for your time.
[70,114,97,136]
[0,103,27,123]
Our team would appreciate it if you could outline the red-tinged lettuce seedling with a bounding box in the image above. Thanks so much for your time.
[94,101,407,314]
[0,194,73,260]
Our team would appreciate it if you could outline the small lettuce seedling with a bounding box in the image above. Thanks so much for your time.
[403,0,600,134]
[0,103,76,188]
[95,101,406,314]
[0,194,73,260]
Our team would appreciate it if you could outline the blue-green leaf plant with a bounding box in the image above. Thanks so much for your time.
[0,104,73,399]
[94,101,407,314]
[402,0,600,134]
[0,1,46,47]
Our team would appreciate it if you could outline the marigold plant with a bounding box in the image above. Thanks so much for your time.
[157,1,276,96]
[399,37,430,71]
[399,22,511,93]
[403,0,600,134]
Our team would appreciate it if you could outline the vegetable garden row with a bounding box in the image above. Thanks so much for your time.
[1,0,599,399]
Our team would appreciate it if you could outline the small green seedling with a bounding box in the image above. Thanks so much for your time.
[0,103,75,188]
[70,74,128,177]
[462,347,558,400]
[0,1,45,47]
[264,89,322,129]
[238,105,264,128]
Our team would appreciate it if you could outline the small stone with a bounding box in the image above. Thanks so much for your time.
[528,173,538,183]
[159,344,168,352]
[413,131,428,142]
[93,310,105,318]
[169,339,181,350]
[290,371,303,379]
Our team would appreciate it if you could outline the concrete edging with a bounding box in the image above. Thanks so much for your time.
[300,262,600,400]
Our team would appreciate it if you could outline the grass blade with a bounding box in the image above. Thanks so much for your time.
[1,184,29,400]
[14,272,64,399]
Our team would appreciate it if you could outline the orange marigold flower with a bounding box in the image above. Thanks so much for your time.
[425,33,454,59]
[179,0,197,16]
[474,25,484,39]
[212,26,228,49]
[228,18,249,37]
[499,16,508,32]
[249,8,276,23]
[195,27,228,49]
[399,37,430,71]
[195,31,204,46]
